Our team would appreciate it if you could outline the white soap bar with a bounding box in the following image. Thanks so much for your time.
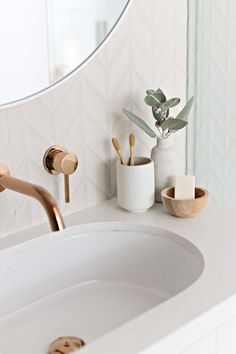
[175,175,195,200]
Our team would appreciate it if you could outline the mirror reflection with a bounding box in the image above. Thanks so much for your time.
[0,0,128,105]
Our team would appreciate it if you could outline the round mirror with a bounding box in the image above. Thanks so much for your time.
[0,0,129,106]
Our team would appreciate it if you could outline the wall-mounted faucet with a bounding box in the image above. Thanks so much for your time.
[43,145,78,203]
[0,163,65,232]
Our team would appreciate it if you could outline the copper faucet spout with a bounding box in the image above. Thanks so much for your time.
[0,174,65,232]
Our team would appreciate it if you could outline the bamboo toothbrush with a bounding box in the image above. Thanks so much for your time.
[129,133,135,166]
[112,138,126,165]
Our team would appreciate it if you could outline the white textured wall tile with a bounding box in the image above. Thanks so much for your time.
[0,0,187,237]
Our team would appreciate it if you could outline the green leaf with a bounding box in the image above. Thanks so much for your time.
[144,94,161,107]
[155,88,166,102]
[122,109,157,138]
[153,91,166,104]
[160,97,180,110]
[146,89,155,95]
[161,118,188,131]
[152,107,162,123]
[176,96,194,121]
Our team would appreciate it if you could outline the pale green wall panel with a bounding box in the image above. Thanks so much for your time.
[188,0,236,206]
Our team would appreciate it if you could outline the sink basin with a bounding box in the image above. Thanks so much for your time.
[0,223,203,353]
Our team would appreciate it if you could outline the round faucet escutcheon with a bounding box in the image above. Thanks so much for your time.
[43,145,78,203]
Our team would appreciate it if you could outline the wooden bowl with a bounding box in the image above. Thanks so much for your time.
[161,187,209,218]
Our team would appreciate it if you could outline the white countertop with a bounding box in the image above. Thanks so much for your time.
[1,199,236,354]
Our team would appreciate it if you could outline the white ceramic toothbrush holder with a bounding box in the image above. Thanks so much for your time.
[117,157,155,212]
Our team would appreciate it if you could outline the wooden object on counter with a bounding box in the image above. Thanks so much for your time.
[161,187,208,218]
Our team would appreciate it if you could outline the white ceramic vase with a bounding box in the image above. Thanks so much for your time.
[151,137,175,203]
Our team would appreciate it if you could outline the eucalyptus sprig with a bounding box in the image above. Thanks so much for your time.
[123,88,194,139]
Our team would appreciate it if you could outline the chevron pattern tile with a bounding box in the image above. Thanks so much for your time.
[190,0,236,207]
[0,0,187,237]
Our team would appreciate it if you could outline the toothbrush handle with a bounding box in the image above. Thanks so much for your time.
[118,151,126,165]
[130,146,134,166]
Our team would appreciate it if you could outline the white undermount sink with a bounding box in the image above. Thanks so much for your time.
[0,222,204,354]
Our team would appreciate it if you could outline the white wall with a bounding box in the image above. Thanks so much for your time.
[0,0,187,237]
[0,0,49,105]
